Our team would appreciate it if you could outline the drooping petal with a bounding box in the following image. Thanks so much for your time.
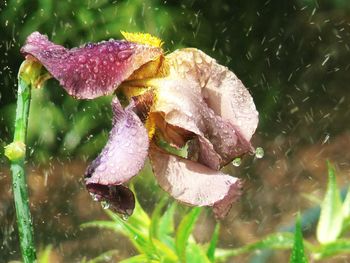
[86,184,135,216]
[21,32,162,99]
[85,98,149,214]
[167,48,259,143]
[149,48,258,168]
[149,145,242,219]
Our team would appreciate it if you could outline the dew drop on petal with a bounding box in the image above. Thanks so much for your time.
[255,147,264,159]
[89,193,99,201]
[232,157,241,167]
[101,201,110,210]
[78,55,86,63]
[121,214,129,221]
[108,54,115,62]
[117,50,133,61]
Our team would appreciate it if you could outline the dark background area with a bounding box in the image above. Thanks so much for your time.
[1,0,350,262]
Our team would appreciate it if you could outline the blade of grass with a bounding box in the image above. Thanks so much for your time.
[215,232,295,261]
[149,197,168,241]
[118,254,151,263]
[186,243,211,263]
[316,162,343,244]
[289,215,308,263]
[37,245,53,263]
[158,202,176,242]
[207,223,220,262]
[314,239,350,259]
[148,198,178,261]
[80,221,123,233]
[105,210,155,258]
[175,207,201,262]
[342,187,350,218]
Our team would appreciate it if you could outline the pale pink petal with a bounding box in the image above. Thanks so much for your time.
[84,98,149,214]
[150,48,258,167]
[85,98,149,185]
[21,32,162,99]
[167,48,259,142]
[149,145,242,219]
[152,77,248,168]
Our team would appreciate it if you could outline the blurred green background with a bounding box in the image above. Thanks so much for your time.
[1,0,350,262]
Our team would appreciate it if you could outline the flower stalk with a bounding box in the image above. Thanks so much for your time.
[5,60,40,263]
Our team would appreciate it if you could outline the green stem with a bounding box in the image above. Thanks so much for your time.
[6,61,38,262]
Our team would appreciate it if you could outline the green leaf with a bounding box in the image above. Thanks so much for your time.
[215,233,295,261]
[316,162,343,244]
[80,221,123,233]
[105,210,155,258]
[341,217,350,234]
[158,202,176,244]
[118,254,151,263]
[175,207,202,262]
[186,243,211,263]
[290,215,308,263]
[342,187,350,218]
[207,224,220,262]
[150,197,168,241]
[37,245,53,263]
[148,198,178,261]
[119,184,151,234]
[314,239,350,259]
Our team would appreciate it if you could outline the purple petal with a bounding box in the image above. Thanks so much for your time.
[85,98,149,214]
[21,32,162,99]
[86,184,135,216]
[149,145,242,219]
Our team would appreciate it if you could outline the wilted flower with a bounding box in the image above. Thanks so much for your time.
[21,32,258,218]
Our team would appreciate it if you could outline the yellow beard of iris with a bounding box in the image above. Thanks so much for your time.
[120,31,169,141]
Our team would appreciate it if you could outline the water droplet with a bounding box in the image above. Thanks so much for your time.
[121,214,129,221]
[78,55,86,63]
[232,157,241,167]
[255,147,264,159]
[97,164,106,171]
[117,50,133,60]
[101,201,110,210]
[89,193,99,201]
[85,42,95,48]
[108,54,115,62]
[130,128,137,136]
[194,55,203,64]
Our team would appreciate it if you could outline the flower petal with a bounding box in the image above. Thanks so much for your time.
[167,48,259,142]
[85,98,149,214]
[149,145,242,219]
[21,32,162,99]
[149,48,258,168]
[151,77,246,169]
[86,184,135,216]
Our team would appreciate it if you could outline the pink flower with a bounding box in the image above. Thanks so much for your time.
[21,32,258,218]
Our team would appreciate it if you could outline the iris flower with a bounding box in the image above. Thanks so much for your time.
[21,32,258,218]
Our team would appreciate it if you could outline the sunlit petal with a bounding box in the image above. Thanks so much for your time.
[149,48,258,168]
[85,98,149,214]
[167,48,259,143]
[149,145,242,219]
[21,32,162,99]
